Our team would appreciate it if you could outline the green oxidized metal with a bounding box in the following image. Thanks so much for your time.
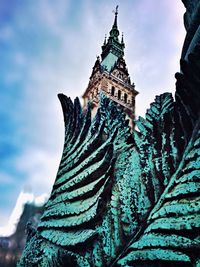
[18,1,200,266]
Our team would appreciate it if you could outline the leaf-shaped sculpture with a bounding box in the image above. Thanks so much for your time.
[18,93,132,266]
[116,119,200,266]
[113,13,200,267]
[39,96,116,246]
[18,1,200,266]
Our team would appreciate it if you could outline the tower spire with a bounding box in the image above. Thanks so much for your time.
[103,34,107,45]
[113,5,118,28]
[109,5,119,40]
[82,5,138,129]
[121,32,125,48]
[101,5,124,63]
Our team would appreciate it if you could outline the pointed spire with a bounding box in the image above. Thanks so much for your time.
[94,55,100,67]
[104,34,107,45]
[101,6,124,62]
[102,34,107,51]
[121,32,125,48]
[113,5,118,28]
[89,56,101,79]
[109,5,119,40]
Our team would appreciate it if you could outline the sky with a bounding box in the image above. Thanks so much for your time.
[0,0,186,226]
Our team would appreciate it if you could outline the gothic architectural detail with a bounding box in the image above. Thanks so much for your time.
[82,6,138,127]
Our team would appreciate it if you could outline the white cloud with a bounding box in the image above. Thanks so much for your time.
[0,190,48,237]
[15,147,61,194]
[123,0,186,117]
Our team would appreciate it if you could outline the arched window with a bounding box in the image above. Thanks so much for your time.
[118,90,121,100]
[111,86,115,96]
[124,93,128,103]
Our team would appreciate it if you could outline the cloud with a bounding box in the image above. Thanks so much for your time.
[0,146,60,226]
[122,0,186,117]
[15,147,60,194]
[0,190,48,236]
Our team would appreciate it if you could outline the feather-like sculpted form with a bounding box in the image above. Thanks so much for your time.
[114,29,200,267]
[18,94,132,266]
[37,94,131,249]
[117,121,200,266]
[18,1,200,266]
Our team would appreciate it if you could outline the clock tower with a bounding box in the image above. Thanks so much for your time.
[82,6,138,128]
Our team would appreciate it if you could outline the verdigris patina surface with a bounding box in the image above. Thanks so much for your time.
[18,1,200,266]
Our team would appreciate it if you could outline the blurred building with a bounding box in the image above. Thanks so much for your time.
[0,192,46,267]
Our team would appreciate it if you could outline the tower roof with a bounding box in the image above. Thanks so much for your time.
[100,6,125,72]
[109,5,119,41]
